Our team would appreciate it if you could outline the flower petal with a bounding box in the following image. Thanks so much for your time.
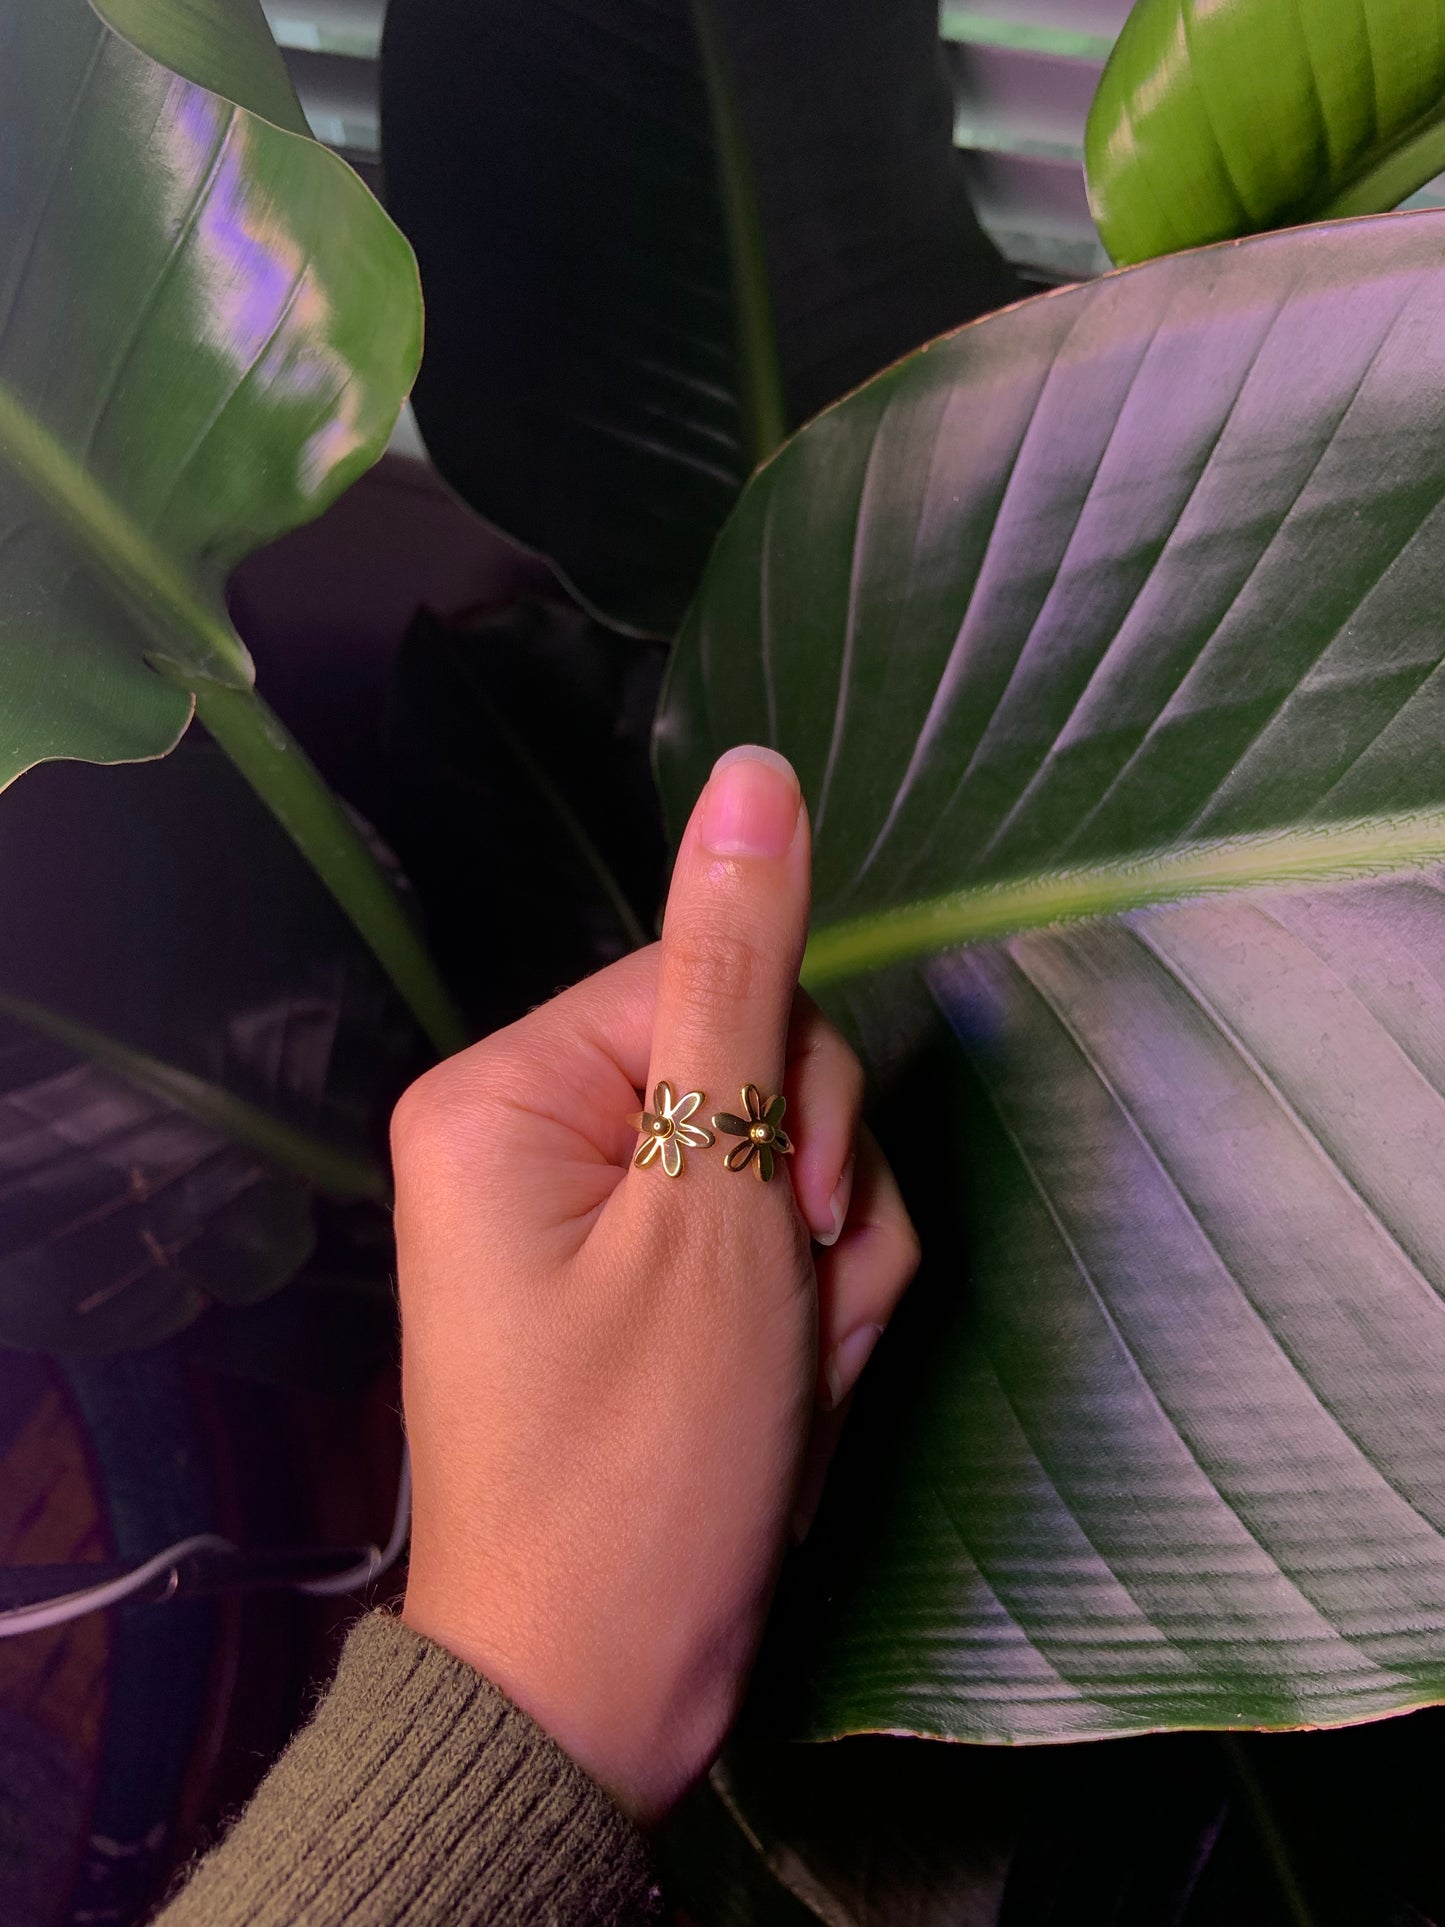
[634,1137,661,1169]
[724,1140,756,1171]
[756,1144,775,1183]
[712,1113,751,1137]
[676,1122,714,1148]
[627,1110,649,1132]
[763,1092,787,1127]
[654,1081,674,1117]
[673,1089,703,1122]
[662,1134,683,1177]
[773,1129,794,1155]
[743,1084,762,1121]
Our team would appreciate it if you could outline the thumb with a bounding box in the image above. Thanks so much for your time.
[640,746,810,1176]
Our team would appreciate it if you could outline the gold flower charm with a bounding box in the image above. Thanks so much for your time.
[711,1086,794,1182]
[629,1082,714,1177]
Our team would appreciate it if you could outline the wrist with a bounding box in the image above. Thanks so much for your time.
[401,1574,738,1826]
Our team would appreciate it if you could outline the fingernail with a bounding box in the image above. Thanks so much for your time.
[820,1323,884,1412]
[815,1155,855,1248]
[699,746,800,859]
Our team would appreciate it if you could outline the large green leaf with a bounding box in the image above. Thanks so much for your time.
[0,0,419,784]
[1085,0,1445,265]
[380,0,1018,637]
[655,211,1445,1742]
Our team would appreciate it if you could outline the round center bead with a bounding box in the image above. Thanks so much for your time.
[750,1121,775,1144]
[651,1115,674,1139]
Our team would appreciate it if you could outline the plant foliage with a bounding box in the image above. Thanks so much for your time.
[0,0,419,784]
[381,0,1017,635]
[0,742,414,1353]
[1086,0,1445,264]
[658,209,1445,1742]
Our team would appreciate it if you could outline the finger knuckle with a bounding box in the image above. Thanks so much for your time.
[838,1047,867,1115]
[389,1053,503,1170]
[664,918,766,1022]
[388,1065,457,1167]
[798,1017,866,1110]
[891,1214,923,1290]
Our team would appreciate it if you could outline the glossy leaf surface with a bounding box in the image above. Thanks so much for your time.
[0,0,419,786]
[381,0,1017,636]
[1086,0,1445,264]
[0,742,418,1353]
[656,213,1445,1740]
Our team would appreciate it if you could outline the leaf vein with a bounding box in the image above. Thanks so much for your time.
[79,106,240,467]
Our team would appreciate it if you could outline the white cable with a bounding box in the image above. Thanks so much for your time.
[296,1445,412,1596]
[0,1534,236,1637]
[0,1444,413,1635]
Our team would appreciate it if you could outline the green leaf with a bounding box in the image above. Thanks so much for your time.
[92,0,312,135]
[798,884,1445,1743]
[656,212,1445,1741]
[1084,0,1445,265]
[0,0,464,1054]
[0,0,420,783]
[0,986,388,1203]
[380,0,1018,636]
[0,739,419,1354]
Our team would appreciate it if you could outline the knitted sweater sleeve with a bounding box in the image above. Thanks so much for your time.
[152,1610,664,1927]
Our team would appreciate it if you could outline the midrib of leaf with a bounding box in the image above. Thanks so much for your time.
[801,813,1445,989]
[0,377,252,688]
[1308,106,1445,222]
[0,987,390,1202]
[689,0,787,469]
[1263,43,1445,231]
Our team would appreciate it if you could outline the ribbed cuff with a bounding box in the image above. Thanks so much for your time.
[156,1611,664,1927]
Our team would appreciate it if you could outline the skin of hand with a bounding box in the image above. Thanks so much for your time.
[392,746,920,1826]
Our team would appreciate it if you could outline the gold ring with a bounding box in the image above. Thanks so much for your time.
[629,1082,715,1177]
[711,1086,794,1182]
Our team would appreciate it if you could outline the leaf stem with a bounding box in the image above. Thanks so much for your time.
[0,988,389,1202]
[801,812,1445,989]
[0,379,251,687]
[191,683,469,1056]
[1217,1735,1318,1927]
[690,0,788,468]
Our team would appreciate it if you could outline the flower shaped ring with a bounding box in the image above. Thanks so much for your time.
[629,1082,715,1177]
[711,1085,794,1182]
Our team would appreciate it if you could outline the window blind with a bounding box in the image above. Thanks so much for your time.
[261,0,1445,287]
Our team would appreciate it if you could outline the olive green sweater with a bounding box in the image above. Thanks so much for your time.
[154,1612,664,1925]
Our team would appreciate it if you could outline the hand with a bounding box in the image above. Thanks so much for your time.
[391,746,920,1824]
